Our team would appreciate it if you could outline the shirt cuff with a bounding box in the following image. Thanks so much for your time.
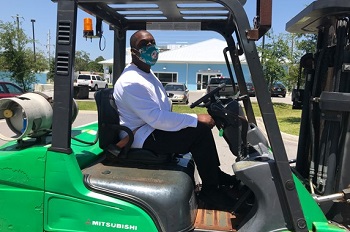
[185,113,198,127]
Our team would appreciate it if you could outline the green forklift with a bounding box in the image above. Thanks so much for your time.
[0,0,348,231]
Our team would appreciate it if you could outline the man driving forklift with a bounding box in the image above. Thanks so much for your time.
[112,30,238,210]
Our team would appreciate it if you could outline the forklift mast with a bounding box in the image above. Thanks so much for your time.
[287,0,350,226]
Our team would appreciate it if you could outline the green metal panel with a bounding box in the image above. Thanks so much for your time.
[0,189,44,231]
[312,222,347,232]
[71,122,103,169]
[0,123,157,231]
[43,123,158,231]
[0,142,47,231]
[45,193,158,231]
[293,175,346,231]
[0,143,46,189]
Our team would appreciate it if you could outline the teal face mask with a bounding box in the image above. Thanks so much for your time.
[134,45,160,66]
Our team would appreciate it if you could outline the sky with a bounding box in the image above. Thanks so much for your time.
[1,0,314,60]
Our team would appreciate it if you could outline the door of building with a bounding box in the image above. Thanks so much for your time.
[196,72,221,90]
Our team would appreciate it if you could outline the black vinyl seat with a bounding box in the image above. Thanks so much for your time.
[94,88,176,165]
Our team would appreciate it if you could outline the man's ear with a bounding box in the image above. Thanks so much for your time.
[130,48,139,56]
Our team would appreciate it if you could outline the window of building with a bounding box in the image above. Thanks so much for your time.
[154,72,178,85]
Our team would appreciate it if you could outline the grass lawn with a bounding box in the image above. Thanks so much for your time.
[76,101,302,136]
[77,101,97,111]
[251,103,302,136]
[172,103,302,136]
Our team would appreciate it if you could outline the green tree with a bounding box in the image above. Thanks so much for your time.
[47,51,102,83]
[284,63,299,91]
[285,33,317,90]
[0,20,36,91]
[258,31,317,91]
[74,52,105,73]
[0,53,6,70]
[74,50,91,71]
[47,58,55,83]
[258,32,290,88]
[295,34,317,55]
[87,55,104,73]
[27,48,49,72]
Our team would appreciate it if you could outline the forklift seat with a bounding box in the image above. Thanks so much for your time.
[94,88,175,165]
[82,89,197,232]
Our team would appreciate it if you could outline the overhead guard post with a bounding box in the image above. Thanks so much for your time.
[246,0,272,40]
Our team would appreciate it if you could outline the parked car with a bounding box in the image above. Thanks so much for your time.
[164,82,189,104]
[76,74,108,91]
[0,82,24,99]
[206,77,237,102]
[246,82,255,97]
[270,82,286,97]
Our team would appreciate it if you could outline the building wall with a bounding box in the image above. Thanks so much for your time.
[152,62,251,91]
[0,71,47,90]
[102,61,252,91]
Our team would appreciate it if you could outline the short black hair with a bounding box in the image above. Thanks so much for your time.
[130,30,141,48]
[130,30,149,48]
[130,31,138,48]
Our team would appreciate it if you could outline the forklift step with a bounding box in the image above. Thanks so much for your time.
[194,200,237,231]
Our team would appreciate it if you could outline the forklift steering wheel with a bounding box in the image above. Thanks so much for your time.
[190,83,226,108]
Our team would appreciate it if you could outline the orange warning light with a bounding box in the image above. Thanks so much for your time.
[83,18,94,37]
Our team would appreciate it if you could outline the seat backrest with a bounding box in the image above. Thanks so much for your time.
[94,88,124,150]
[95,88,177,165]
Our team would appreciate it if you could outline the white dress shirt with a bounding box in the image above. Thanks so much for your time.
[113,63,198,148]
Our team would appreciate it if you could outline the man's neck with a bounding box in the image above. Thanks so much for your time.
[131,60,150,73]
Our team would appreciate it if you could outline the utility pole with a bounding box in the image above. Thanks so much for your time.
[290,33,296,63]
[12,14,21,31]
[31,19,36,62]
[261,35,265,66]
[47,30,52,64]
[11,14,24,50]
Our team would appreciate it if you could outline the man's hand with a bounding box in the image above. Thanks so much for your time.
[197,114,215,128]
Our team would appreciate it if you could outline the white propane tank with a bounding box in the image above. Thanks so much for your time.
[0,92,78,141]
